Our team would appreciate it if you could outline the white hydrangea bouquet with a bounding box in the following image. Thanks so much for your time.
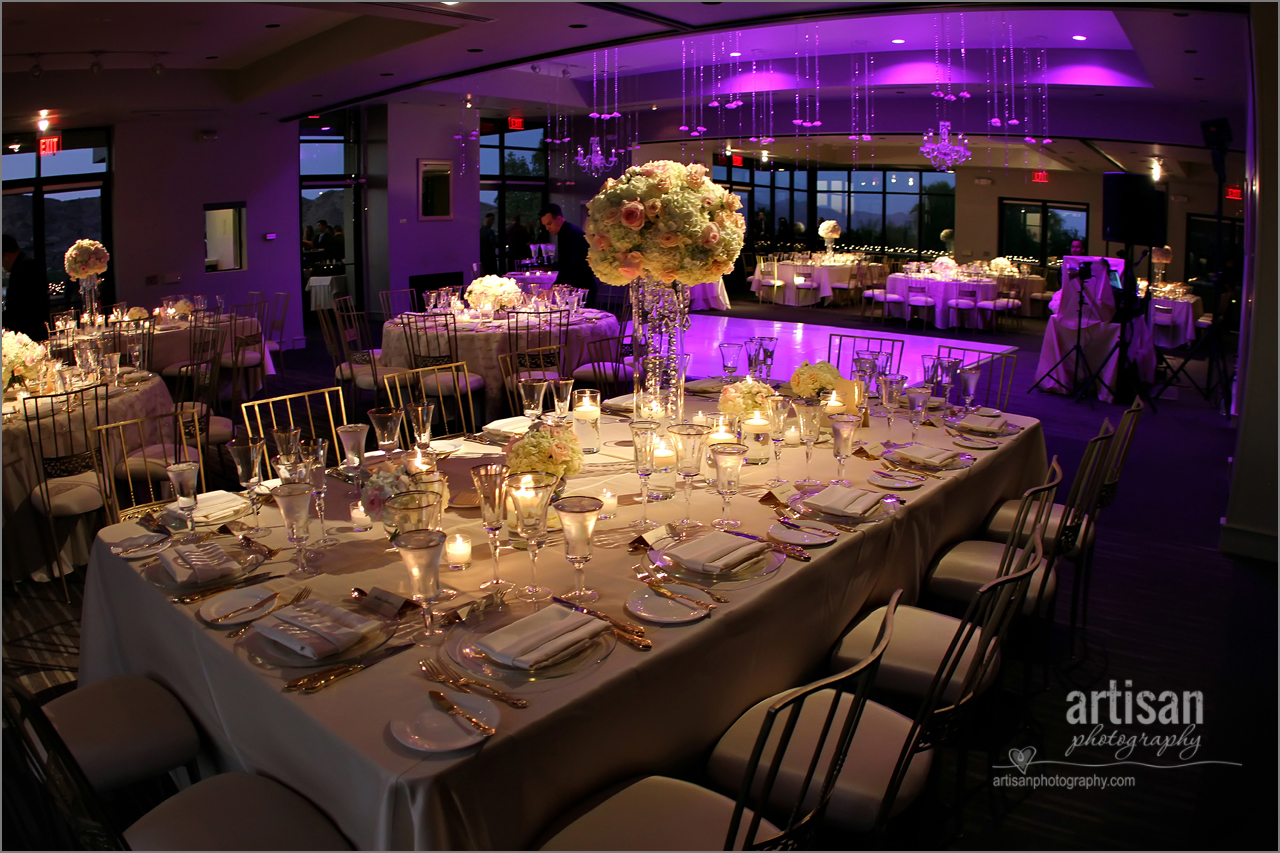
[64,239,109,280]
[173,299,195,316]
[790,360,843,399]
[584,160,746,287]
[127,306,150,321]
[3,330,45,390]
[503,421,584,480]
[718,377,773,415]
[466,275,524,311]
[818,220,842,240]
[931,255,959,277]
[989,257,1015,275]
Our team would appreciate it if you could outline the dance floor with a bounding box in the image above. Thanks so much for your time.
[684,314,1017,384]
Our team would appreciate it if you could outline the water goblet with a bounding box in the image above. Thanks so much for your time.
[392,529,449,646]
[272,454,312,485]
[550,378,575,419]
[407,402,435,450]
[272,482,316,577]
[102,352,121,387]
[226,437,269,538]
[828,413,861,486]
[471,463,512,591]
[718,342,743,382]
[337,423,369,474]
[710,443,749,531]
[165,462,201,543]
[127,343,143,371]
[273,427,302,462]
[668,423,712,532]
[765,395,792,487]
[752,336,778,382]
[518,379,548,422]
[300,438,339,547]
[368,407,405,455]
[554,496,603,604]
[905,386,932,442]
[384,490,444,540]
[920,354,943,397]
[571,389,601,454]
[743,338,764,381]
[958,365,982,414]
[791,399,824,487]
[503,472,558,602]
[936,357,961,411]
[628,420,661,531]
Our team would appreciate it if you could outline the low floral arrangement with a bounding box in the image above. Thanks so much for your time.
[503,421,584,480]
[3,330,45,389]
[172,299,195,315]
[718,377,773,416]
[790,360,843,399]
[989,257,1015,275]
[584,160,746,287]
[127,306,150,321]
[931,256,958,276]
[465,275,524,311]
[818,220,842,240]
[360,464,450,522]
[64,239,110,281]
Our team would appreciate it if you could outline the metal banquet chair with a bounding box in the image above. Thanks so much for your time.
[935,346,1017,412]
[241,386,348,464]
[828,334,905,377]
[94,408,205,524]
[331,296,410,408]
[384,362,481,441]
[379,288,419,319]
[499,345,563,417]
[222,300,268,412]
[571,335,634,399]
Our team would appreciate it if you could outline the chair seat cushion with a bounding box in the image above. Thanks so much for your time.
[832,605,997,704]
[1029,291,1055,301]
[266,340,282,352]
[124,772,351,850]
[206,415,235,444]
[927,539,1057,616]
[340,363,412,391]
[540,776,780,851]
[977,299,1022,311]
[30,470,104,517]
[873,292,906,303]
[1196,314,1213,328]
[220,350,264,368]
[159,360,205,379]
[981,499,1092,560]
[571,362,635,384]
[947,299,977,310]
[114,446,202,481]
[44,675,200,792]
[419,371,486,396]
[707,692,932,833]
[907,295,936,307]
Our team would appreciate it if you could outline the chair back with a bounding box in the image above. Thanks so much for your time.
[24,385,110,501]
[498,345,563,416]
[267,291,290,349]
[1152,303,1175,326]
[827,334,905,375]
[384,363,479,439]
[174,324,225,412]
[403,312,460,368]
[1098,399,1143,508]
[94,408,205,522]
[828,265,852,287]
[581,335,632,397]
[332,295,378,365]
[380,289,419,319]
[2,678,129,851]
[935,345,1017,411]
[229,300,268,363]
[316,307,344,368]
[111,318,155,371]
[1050,422,1116,564]
[993,458,1062,581]
[241,387,347,459]
[507,309,569,359]
[727,592,901,850]
[594,284,632,334]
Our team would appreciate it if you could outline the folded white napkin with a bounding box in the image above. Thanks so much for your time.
[166,490,247,523]
[802,485,882,518]
[157,542,240,584]
[666,531,770,574]
[684,377,727,393]
[475,606,609,669]
[483,416,534,437]
[957,413,1008,434]
[894,445,961,467]
[253,600,378,660]
[602,394,634,413]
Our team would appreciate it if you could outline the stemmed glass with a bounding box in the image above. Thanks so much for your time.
[710,443,749,531]
[470,463,512,591]
[503,472,558,602]
[337,423,369,475]
[273,455,312,485]
[828,413,860,486]
[550,379,574,419]
[668,424,712,532]
[272,482,317,577]
[791,399,824,487]
[628,420,660,531]
[226,436,269,538]
[958,366,982,414]
[905,386,932,442]
[719,343,743,382]
[273,427,302,462]
[749,336,778,382]
[300,438,339,547]
[407,402,435,450]
[518,379,548,421]
[368,407,404,455]
[392,529,448,646]
[165,462,201,543]
[102,352,121,387]
[554,496,603,604]
[765,395,792,487]
[936,357,961,411]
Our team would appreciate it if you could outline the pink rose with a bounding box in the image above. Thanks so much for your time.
[702,194,717,207]
[644,198,662,219]
[549,441,572,462]
[620,200,646,230]
[726,193,743,212]
[659,268,680,283]
[700,224,721,248]
[594,234,612,250]
[617,251,644,279]
[603,207,621,225]
[658,231,681,248]
[687,163,708,186]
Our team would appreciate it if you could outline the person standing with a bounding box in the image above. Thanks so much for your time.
[538,203,598,307]
[506,215,531,266]
[3,234,49,342]
[479,213,499,275]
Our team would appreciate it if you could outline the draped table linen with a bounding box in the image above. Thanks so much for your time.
[688,279,731,311]
[884,274,999,329]
[307,275,347,311]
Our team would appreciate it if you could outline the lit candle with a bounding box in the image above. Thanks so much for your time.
[690,411,709,426]
[350,502,372,531]
[653,438,676,471]
[706,429,736,446]
[822,391,845,414]
[742,411,771,434]
[512,475,538,525]
[598,488,618,518]
[572,403,600,421]
[445,534,472,568]
[784,425,802,446]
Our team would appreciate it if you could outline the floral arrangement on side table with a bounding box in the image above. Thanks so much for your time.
[818,220,842,240]
[503,421,584,480]
[2,330,45,390]
[931,256,958,277]
[64,239,110,281]
[465,275,524,311]
[172,299,195,316]
[790,360,843,399]
[718,377,773,415]
[989,257,1015,275]
[584,160,745,287]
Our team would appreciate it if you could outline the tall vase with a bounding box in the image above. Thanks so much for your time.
[629,277,688,426]
[824,237,836,256]
[79,274,100,320]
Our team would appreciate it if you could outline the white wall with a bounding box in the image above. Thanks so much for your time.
[112,116,303,345]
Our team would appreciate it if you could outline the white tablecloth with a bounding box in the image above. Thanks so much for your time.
[81,406,1046,850]
[1148,295,1203,348]
[688,279,731,311]
[995,274,1047,316]
[307,275,347,311]
[884,274,999,330]
[507,271,558,288]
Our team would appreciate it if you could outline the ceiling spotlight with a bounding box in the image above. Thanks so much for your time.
[729,51,741,57]
[90,52,103,74]
[1151,157,1163,182]
[39,109,48,117]
[1072,35,1087,41]
[37,118,50,132]
[30,56,43,78]
[891,39,905,44]
[8,144,20,153]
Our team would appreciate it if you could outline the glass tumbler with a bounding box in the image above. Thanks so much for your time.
[165,462,201,543]
[368,407,405,454]
[518,379,548,421]
[571,389,601,453]
[391,528,449,646]
[337,423,369,473]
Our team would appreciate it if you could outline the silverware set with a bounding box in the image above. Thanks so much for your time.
[225,586,312,638]
[282,643,415,693]
[169,572,283,605]
[419,658,529,708]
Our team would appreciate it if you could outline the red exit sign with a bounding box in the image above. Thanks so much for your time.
[731,154,743,167]
[1225,184,1243,201]
[1032,170,1049,183]
[38,135,61,156]
[507,116,524,130]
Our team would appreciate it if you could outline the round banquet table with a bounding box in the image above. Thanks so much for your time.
[689,279,731,311]
[994,274,1047,316]
[884,273,999,330]
[2,375,174,582]
[380,309,621,416]
[506,271,559,288]
[149,317,275,396]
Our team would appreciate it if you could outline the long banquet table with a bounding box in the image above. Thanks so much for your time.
[81,403,1046,849]
[884,273,999,330]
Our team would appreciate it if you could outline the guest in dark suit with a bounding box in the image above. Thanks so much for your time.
[479,213,499,275]
[2,234,49,342]
[538,203,598,307]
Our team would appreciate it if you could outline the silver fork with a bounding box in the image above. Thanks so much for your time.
[226,586,312,638]
[635,562,730,603]
[419,658,529,708]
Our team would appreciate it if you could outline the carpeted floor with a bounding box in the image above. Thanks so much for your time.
[4,299,1274,850]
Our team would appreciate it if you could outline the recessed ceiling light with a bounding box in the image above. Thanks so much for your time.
[1199,99,1208,103]
[37,118,49,131]
[569,23,587,28]
[729,51,741,57]
[467,48,483,53]
[265,23,280,28]
[1072,35,1087,41]
[320,126,332,131]
[381,72,394,77]
[891,39,905,44]
[39,109,48,117]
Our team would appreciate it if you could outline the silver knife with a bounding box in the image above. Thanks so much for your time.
[775,515,839,537]
[171,572,282,604]
[284,643,414,692]
[773,507,860,534]
[550,596,649,641]
[723,529,810,562]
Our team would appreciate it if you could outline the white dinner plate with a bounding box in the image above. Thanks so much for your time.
[446,602,616,682]
[882,448,976,472]
[786,488,903,526]
[625,585,716,623]
[390,689,497,753]
[767,520,838,546]
[162,496,253,527]
[141,544,264,591]
[951,420,1022,437]
[239,614,397,669]
[109,533,173,559]
[429,439,465,457]
[974,407,1003,418]
[867,470,925,490]
[953,435,1000,451]
[648,535,785,586]
[198,586,278,626]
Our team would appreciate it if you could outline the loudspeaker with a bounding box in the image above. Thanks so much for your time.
[1103,172,1167,247]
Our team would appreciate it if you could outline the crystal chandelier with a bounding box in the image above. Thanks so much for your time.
[575,137,618,177]
[919,121,971,171]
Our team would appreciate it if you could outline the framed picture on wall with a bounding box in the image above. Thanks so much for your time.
[418,159,453,221]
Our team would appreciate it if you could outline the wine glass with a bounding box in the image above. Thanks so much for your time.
[751,336,778,382]
[392,529,450,646]
[407,402,435,450]
[273,427,301,462]
[165,462,201,543]
[905,386,932,443]
[226,436,269,538]
[958,365,982,414]
[628,420,660,531]
[272,482,316,577]
[368,407,405,455]
[935,357,961,411]
[272,455,312,485]
[518,379,548,422]
[300,438,338,547]
[102,352,121,387]
[791,399,824,487]
[470,463,512,591]
[503,472,558,603]
[550,378,574,419]
[718,343,743,382]
[710,443,749,530]
[668,424,711,532]
[828,413,860,486]
[765,395,791,487]
[554,496,602,604]
[337,423,368,475]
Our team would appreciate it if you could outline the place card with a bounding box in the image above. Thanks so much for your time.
[853,446,882,460]
[362,586,412,619]
[760,483,798,504]
[628,528,668,551]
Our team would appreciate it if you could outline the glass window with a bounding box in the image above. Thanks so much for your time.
[886,171,919,193]
[2,191,35,257]
[999,199,1088,263]
[774,190,792,226]
[480,133,502,146]
[503,128,544,148]
[1046,206,1089,258]
[300,142,345,176]
[774,171,791,189]
[817,171,846,192]
[792,171,808,190]
[2,152,36,181]
[39,147,108,177]
[502,149,544,177]
[920,193,955,253]
[753,169,771,186]
[884,195,920,251]
[480,147,501,175]
[712,164,727,182]
[204,203,246,272]
[852,171,882,190]
[922,172,956,194]
[1000,202,1044,259]
[849,193,883,246]
[792,192,809,236]
[45,187,104,291]
[753,186,772,221]
[732,167,751,185]
[816,192,847,231]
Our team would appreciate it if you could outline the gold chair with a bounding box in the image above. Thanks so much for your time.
[223,301,268,412]
[94,408,205,525]
[571,335,633,398]
[384,362,480,440]
[935,346,1017,412]
[241,386,347,462]
[498,345,563,417]
[828,334,906,376]
[332,296,408,407]
[379,288,419,319]
[506,309,568,362]
[264,291,291,374]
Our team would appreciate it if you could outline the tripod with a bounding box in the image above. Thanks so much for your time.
[1029,260,1115,399]
[1150,284,1235,410]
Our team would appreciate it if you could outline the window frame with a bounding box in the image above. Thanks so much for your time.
[997,197,1090,265]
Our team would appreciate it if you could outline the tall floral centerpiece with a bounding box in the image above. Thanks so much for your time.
[931,255,958,278]
[64,239,110,318]
[818,220,842,255]
[585,160,745,422]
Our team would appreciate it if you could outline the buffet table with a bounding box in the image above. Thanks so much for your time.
[307,275,347,311]
[884,274,999,330]
[81,403,1045,849]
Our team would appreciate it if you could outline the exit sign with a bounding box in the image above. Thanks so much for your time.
[507,116,524,130]
[1032,170,1049,183]
[38,135,61,156]
[1225,184,1242,201]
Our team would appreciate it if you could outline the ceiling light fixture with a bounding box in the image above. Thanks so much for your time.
[891,39,905,44]
[39,109,48,117]
[37,118,50,132]
[380,72,394,77]
[1151,157,1163,182]
[468,48,483,53]
[729,51,741,57]
[206,55,219,60]
[920,120,972,170]
[1072,35,1087,40]
[320,126,332,131]
[8,144,21,153]
[569,23,587,28]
